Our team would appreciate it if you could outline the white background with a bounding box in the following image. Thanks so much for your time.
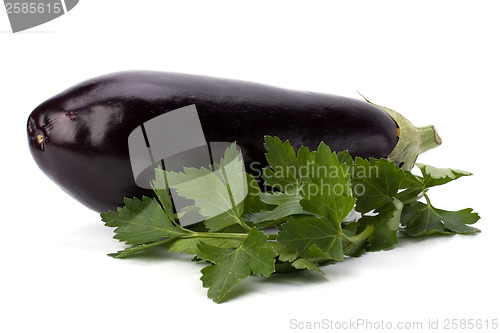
[1,1,499,332]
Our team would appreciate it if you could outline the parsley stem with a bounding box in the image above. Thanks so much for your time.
[342,224,375,244]
[253,218,286,229]
[266,234,278,240]
[188,232,249,240]
[400,188,429,205]
[423,193,432,205]
[236,217,253,232]
[185,231,278,241]
[217,162,253,232]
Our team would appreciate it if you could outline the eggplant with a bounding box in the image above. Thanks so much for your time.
[27,71,441,212]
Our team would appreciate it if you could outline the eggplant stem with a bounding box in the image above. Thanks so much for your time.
[417,125,442,153]
[357,93,442,170]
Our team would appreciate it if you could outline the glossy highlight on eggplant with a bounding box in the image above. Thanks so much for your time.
[27,71,437,213]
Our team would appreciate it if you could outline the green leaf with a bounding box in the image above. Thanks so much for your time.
[352,157,405,213]
[291,258,323,272]
[356,198,403,251]
[263,136,299,187]
[108,239,173,258]
[270,242,323,273]
[400,169,425,190]
[416,163,472,188]
[244,192,310,223]
[165,237,243,255]
[101,196,189,245]
[167,166,233,215]
[244,202,308,223]
[242,173,267,215]
[167,143,248,232]
[262,136,312,190]
[396,175,425,204]
[300,142,356,224]
[270,241,299,262]
[336,150,354,168]
[400,201,481,236]
[197,228,276,303]
[260,191,302,206]
[204,213,243,233]
[278,215,344,262]
[218,143,248,206]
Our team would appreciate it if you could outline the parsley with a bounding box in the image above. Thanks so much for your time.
[101,136,480,303]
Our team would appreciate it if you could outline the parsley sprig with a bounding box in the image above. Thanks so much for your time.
[101,136,480,303]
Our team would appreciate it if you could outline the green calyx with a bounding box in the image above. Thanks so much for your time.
[359,94,442,170]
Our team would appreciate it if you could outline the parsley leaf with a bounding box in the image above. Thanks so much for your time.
[401,200,480,236]
[396,163,479,236]
[244,191,309,223]
[167,143,248,232]
[101,196,189,245]
[242,173,267,215]
[197,228,276,303]
[262,136,311,190]
[416,163,472,188]
[165,237,243,255]
[109,239,174,258]
[278,215,344,262]
[300,142,355,224]
[352,157,405,213]
[354,198,403,251]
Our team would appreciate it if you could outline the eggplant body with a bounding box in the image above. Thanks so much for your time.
[27,71,398,212]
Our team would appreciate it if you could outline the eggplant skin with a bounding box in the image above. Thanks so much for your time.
[27,71,398,212]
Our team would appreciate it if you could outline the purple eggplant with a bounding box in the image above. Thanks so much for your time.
[27,71,441,212]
